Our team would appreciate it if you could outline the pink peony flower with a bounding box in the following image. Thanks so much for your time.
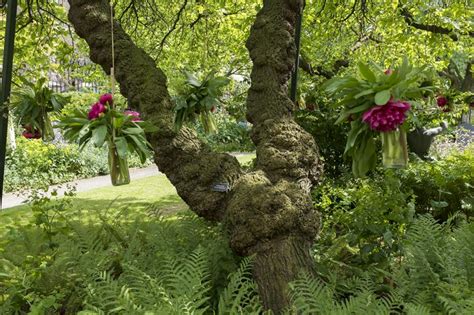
[124,110,142,122]
[88,102,106,120]
[437,96,448,107]
[362,100,411,132]
[22,129,41,139]
[99,93,113,106]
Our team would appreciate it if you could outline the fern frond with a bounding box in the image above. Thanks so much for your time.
[217,257,263,314]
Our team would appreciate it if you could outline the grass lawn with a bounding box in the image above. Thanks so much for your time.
[0,153,255,232]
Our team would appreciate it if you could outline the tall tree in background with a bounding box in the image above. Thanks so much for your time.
[67,0,321,312]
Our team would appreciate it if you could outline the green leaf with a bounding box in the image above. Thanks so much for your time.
[374,90,391,105]
[352,134,376,177]
[184,71,202,87]
[114,137,129,158]
[344,121,367,155]
[92,124,107,148]
[123,127,144,135]
[430,200,449,208]
[336,102,373,124]
[358,62,376,82]
[354,89,375,99]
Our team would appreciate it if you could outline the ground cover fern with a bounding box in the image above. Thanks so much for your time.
[1,190,473,314]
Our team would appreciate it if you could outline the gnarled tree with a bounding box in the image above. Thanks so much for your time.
[67,0,322,313]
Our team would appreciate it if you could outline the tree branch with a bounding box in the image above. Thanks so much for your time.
[155,0,188,57]
[399,7,471,41]
[67,0,242,221]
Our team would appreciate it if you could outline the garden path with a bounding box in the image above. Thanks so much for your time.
[2,165,160,209]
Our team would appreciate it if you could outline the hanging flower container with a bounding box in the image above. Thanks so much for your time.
[59,94,155,186]
[323,58,435,177]
[381,129,408,168]
[11,78,68,141]
[42,113,55,141]
[108,142,130,186]
[173,71,229,134]
[362,100,410,169]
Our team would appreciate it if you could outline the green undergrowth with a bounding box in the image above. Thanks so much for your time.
[0,151,473,313]
[1,199,472,314]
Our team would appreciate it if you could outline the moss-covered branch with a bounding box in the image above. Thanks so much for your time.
[67,0,242,221]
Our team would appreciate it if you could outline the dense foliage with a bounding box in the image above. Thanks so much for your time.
[1,147,472,313]
[295,107,349,178]
[10,78,69,141]
[314,146,474,273]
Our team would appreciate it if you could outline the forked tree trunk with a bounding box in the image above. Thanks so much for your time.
[67,0,321,312]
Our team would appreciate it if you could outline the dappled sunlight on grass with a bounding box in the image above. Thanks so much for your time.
[0,153,255,234]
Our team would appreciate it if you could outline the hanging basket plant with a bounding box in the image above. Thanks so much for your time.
[173,71,230,134]
[58,94,155,186]
[323,58,434,177]
[10,77,69,141]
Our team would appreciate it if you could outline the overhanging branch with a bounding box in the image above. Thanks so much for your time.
[399,7,474,41]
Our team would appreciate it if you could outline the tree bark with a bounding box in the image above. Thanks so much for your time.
[67,0,242,222]
[67,0,322,313]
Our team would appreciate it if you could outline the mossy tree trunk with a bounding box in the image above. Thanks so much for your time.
[67,0,321,312]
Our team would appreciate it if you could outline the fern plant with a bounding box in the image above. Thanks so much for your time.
[289,214,474,314]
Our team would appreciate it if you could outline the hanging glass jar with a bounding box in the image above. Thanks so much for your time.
[42,113,55,141]
[108,142,130,186]
[381,128,408,168]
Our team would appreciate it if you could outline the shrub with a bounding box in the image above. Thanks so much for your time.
[197,115,254,152]
[295,106,350,179]
[400,145,474,220]
[313,174,416,273]
[4,138,151,193]
[5,138,87,192]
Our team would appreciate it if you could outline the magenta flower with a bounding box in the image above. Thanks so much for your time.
[124,110,142,122]
[22,128,41,139]
[362,100,411,132]
[99,93,113,106]
[384,69,392,75]
[437,96,448,107]
[88,102,106,120]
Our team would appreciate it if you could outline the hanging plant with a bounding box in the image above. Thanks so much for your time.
[10,77,69,141]
[323,58,434,177]
[58,94,155,186]
[173,71,230,133]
